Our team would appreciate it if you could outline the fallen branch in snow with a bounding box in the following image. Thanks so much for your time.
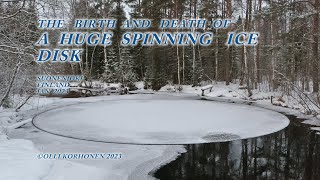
[6,118,32,129]
[274,70,320,115]
[15,94,33,112]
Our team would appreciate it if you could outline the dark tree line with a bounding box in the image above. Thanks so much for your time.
[1,0,320,108]
[60,0,320,94]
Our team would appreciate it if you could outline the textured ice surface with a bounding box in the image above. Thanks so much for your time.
[33,98,289,144]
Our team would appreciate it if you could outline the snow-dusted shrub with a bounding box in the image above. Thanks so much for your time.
[1,97,12,109]
[126,82,137,91]
[0,127,9,141]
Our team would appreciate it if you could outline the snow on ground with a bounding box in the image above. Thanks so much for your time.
[10,95,62,111]
[8,121,185,180]
[159,82,284,105]
[33,97,289,144]
[0,96,63,139]
[0,139,51,180]
[0,94,154,128]
[161,82,296,108]
[159,81,320,134]
[1,92,290,179]
[0,139,106,180]
[1,81,319,180]
[2,94,187,180]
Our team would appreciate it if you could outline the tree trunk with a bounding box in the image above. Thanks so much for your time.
[182,46,185,84]
[225,0,232,85]
[176,0,180,86]
[0,62,19,107]
[270,0,276,90]
[244,0,252,96]
[215,29,219,81]
[312,0,319,92]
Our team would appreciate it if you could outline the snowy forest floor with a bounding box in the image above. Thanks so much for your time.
[0,82,320,180]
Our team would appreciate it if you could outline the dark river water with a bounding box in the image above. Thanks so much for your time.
[154,115,320,180]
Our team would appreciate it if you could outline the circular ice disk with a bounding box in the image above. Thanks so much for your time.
[33,99,289,144]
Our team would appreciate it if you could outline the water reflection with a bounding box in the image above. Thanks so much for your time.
[154,116,320,180]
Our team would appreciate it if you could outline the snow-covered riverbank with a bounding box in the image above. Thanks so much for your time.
[1,84,320,180]
[1,94,187,180]
[160,82,320,128]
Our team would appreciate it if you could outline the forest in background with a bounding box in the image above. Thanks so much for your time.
[1,0,320,111]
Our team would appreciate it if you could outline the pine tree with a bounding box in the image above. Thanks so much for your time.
[103,0,138,84]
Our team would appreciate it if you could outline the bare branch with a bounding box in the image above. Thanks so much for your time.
[0,0,26,20]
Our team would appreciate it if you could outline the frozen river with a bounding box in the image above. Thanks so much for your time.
[155,115,320,179]
[9,94,292,179]
[32,95,289,144]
